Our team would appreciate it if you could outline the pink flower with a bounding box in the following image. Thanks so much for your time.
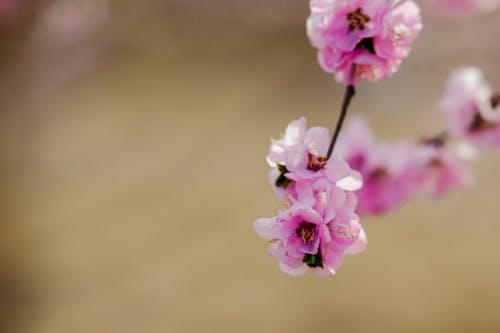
[254,178,366,276]
[307,0,422,85]
[267,117,362,200]
[441,67,500,148]
[416,137,475,197]
[337,115,476,214]
[424,0,500,17]
[355,142,421,215]
[336,115,421,215]
[256,117,367,276]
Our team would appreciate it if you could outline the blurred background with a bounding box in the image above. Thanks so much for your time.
[0,1,499,332]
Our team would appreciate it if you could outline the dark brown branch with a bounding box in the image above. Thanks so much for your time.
[326,85,356,160]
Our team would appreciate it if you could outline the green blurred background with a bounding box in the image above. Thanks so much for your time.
[0,1,499,332]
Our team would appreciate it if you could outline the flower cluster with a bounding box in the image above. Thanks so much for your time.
[254,113,475,275]
[255,118,366,276]
[307,0,422,84]
[336,115,474,216]
[441,67,500,149]
[254,0,497,278]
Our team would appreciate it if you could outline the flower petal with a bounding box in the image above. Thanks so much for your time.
[284,117,307,146]
[279,261,309,276]
[304,127,330,156]
[253,217,279,240]
[345,228,367,255]
[336,170,363,191]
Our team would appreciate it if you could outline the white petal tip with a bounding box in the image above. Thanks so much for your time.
[336,175,363,191]
[279,262,309,276]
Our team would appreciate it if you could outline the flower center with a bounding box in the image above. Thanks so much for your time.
[307,153,327,171]
[347,7,370,31]
[491,93,500,109]
[469,112,496,132]
[369,167,388,183]
[428,157,443,168]
[296,221,316,243]
[349,154,366,170]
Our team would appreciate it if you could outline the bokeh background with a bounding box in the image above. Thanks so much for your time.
[0,1,499,332]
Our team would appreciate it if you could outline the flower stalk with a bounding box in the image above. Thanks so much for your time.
[326,84,356,160]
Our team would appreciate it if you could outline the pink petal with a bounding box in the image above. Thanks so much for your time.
[304,127,330,156]
[345,228,367,255]
[284,117,307,146]
[254,217,279,240]
[336,170,363,191]
[279,261,309,276]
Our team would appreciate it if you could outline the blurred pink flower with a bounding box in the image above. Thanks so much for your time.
[415,138,475,198]
[441,67,500,148]
[37,0,108,44]
[336,115,421,215]
[27,0,109,100]
[424,0,500,17]
[355,142,421,215]
[254,178,366,276]
[337,115,474,215]
[307,0,422,85]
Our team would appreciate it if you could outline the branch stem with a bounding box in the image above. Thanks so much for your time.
[326,85,356,159]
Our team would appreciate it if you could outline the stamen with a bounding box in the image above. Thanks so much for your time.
[278,201,290,210]
[347,7,371,31]
[335,224,359,239]
[307,153,327,171]
[296,221,316,243]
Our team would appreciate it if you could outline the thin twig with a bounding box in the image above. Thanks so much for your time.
[326,84,356,159]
